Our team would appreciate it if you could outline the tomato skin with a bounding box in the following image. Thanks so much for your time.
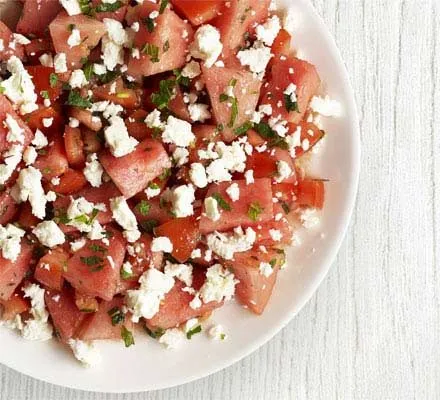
[64,126,86,168]
[34,247,69,291]
[295,179,325,209]
[45,168,87,195]
[0,293,29,321]
[171,0,224,25]
[155,216,201,263]
[26,66,62,104]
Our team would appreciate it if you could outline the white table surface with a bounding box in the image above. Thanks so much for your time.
[2,0,440,399]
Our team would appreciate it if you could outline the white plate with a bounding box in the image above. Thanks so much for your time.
[0,0,360,393]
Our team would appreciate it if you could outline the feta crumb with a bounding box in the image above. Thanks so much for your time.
[60,0,82,16]
[101,18,128,71]
[0,144,22,185]
[158,328,185,350]
[237,42,272,75]
[145,184,161,199]
[93,63,107,75]
[70,238,86,252]
[32,221,65,248]
[189,163,208,189]
[208,324,227,341]
[39,53,54,68]
[151,237,173,253]
[256,16,281,46]
[0,224,25,261]
[32,130,48,149]
[172,147,189,166]
[275,160,292,183]
[188,103,211,122]
[190,24,223,67]
[164,261,193,287]
[182,60,201,79]
[191,248,201,259]
[300,208,321,229]
[83,153,103,188]
[204,197,221,221]
[68,339,102,368]
[42,118,53,128]
[244,170,254,184]
[69,69,88,89]
[226,183,240,202]
[23,146,37,165]
[206,227,256,260]
[170,184,195,217]
[4,114,24,144]
[54,53,68,73]
[145,109,164,129]
[110,196,140,243]
[310,96,342,117]
[162,116,195,147]
[67,28,81,48]
[259,262,273,277]
[104,116,138,157]
[269,229,283,242]
[189,294,202,310]
[199,264,238,303]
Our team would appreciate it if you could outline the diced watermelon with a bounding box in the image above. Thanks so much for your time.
[0,241,33,301]
[270,29,292,63]
[261,57,320,124]
[26,106,64,138]
[49,11,106,70]
[17,0,62,36]
[34,248,69,291]
[254,204,293,246]
[63,126,85,168]
[295,179,325,209]
[76,297,134,340]
[188,125,221,164]
[170,0,224,25]
[17,202,41,229]
[202,65,261,141]
[74,291,99,313]
[226,247,284,314]
[0,190,18,225]
[82,128,103,153]
[133,197,173,227]
[168,84,191,122]
[69,108,103,132]
[92,0,128,22]
[146,269,222,330]
[93,78,140,109]
[45,168,87,195]
[45,287,86,341]
[100,138,171,199]
[127,3,193,79]
[155,216,201,263]
[212,0,270,57]
[0,293,29,321]
[199,178,274,234]
[25,38,54,64]
[63,228,126,301]
[288,121,325,159]
[127,234,163,276]
[26,66,62,104]
[0,95,34,153]
[0,21,25,62]
[125,110,151,141]
[34,136,69,180]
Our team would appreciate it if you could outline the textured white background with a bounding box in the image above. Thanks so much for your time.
[1,0,440,399]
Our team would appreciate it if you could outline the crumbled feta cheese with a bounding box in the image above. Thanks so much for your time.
[158,328,185,350]
[188,103,211,122]
[244,169,254,184]
[68,339,102,368]
[23,146,37,165]
[0,144,23,185]
[256,16,281,46]
[45,190,56,201]
[190,24,223,67]
[104,116,138,157]
[285,125,302,157]
[170,184,195,217]
[101,18,128,71]
[259,262,273,277]
[206,227,256,260]
[121,261,133,277]
[83,153,103,188]
[199,264,238,303]
[67,28,81,48]
[310,96,342,117]
[284,83,297,105]
[126,268,175,322]
[189,163,208,188]
[269,229,283,242]
[204,197,221,221]
[269,116,288,137]
[184,318,199,333]
[66,197,106,235]
[300,208,321,229]
[131,22,140,33]
[54,53,68,73]
[189,294,202,310]
[151,236,173,253]
[4,114,24,144]
[275,160,292,183]
[60,0,82,16]
[208,324,227,340]
[0,224,25,261]
[33,221,65,248]
[145,109,164,129]
[145,184,161,199]
[69,69,88,89]
[1,57,38,114]
[182,60,201,79]
[237,42,272,75]
[226,183,240,202]
[93,63,107,75]
[164,261,193,287]
[70,237,86,252]
[172,147,189,166]
[162,116,195,147]
[110,196,141,243]
[42,117,53,128]
[39,53,54,67]
[32,130,48,149]
[191,248,201,259]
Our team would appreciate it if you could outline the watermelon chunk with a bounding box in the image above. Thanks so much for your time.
[127,3,193,79]
[45,287,86,341]
[34,248,69,291]
[188,125,221,164]
[49,11,106,70]
[261,57,321,124]
[254,204,294,247]
[170,0,224,25]
[0,21,25,62]
[17,0,62,36]
[26,66,63,104]
[0,293,29,321]
[199,178,274,234]
[76,297,134,341]
[0,241,33,301]
[34,136,69,180]
[202,65,261,141]
[63,228,126,301]
[93,78,140,109]
[100,138,171,199]
[0,191,18,225]
[92,0,128,22]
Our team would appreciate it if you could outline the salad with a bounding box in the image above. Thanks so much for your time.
[0,0,341,367]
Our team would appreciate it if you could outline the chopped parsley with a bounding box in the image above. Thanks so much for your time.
[254,122,288,150]
[145,326,165,339]
[136,200,151,216]
[66,90,92,109]
[142,43,160,63]
[49,73,58,88]
[234,121,253,136]
[98,70,120,84]
[83,62,94,81]
[159,0,169,14]
[211,193,231,211]
[143,17,155,33]
[186,325,202,339]
[108,307,125,326]
[121,325,135,347]
[281,201,291,214]
[284,94,299,113]
[95,0,122,13]
[78,0,93,16]
[140,219,159,234]
[248,201,264,221]
[158,168,171,181]
[173,69,190,88]
[80,255,104,266]
[151,79,176,109]
[89,244,107,253]
[269,258,277,268]
[228,97,238,127]
[40,90,49,100]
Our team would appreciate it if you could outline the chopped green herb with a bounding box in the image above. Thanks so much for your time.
[136,200,151,216]
[78,0,94,16]
[89,244,107,253]
[40,90,49,100]
[0,86,5,94]
[159,0,169,14]
[142,43,160,63]
[66,90,92,109]
[228,78,237,87]
[211,193,232,211]
[159,168,171,181]
[67,24,76,32]
[80,255,104,266]
[151,79,176,109]
[284,94,299,113]
[219,93,229,103]
[234,121,253,136]
[121,325,135,347]
[49,73,58,88]
[248,201,264,222]
[173,69,191,88]
[186,325,202,339]
[143,17,155,33]
[140,219,159,234]
[120,266,134,280]
[83,62,94,81]
[108,307,125,326]
[228,97,238,127]
[42,167,52,175]
[95,0,122,13]
[220,333,226,340]
[144,326,165,339]
[254,122,288,150]
[216,123,225,133]
[269,259,277,268]
[163,40,170,52]
[149,182,160,190]
[98,70,120,84]
[281,201,290,214]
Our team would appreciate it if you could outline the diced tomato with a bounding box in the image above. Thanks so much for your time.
[199,178,274,234]
[226,247,285,314]
[170,0,224,25]
[212,0,270,58]
[63,228,126,301]
[127,3,193,79]
[76,297,134,340]
[0,293,29,321]
[64,126,85,168]
[17,0,62,36]
[74,291,99,313]
[82,128,103,153]
[261,56,320,124]
[0,190,18,225]
[202,65,261,142]
[146,269,222,330]
[49,11,106,69]
[34,136,69,180]
[26,66,62,104]
[155,216,201,263]
[69,108,103,132]
[34,248,69,291]
[246,148,296,183]
[0,241,33,301]
[288,121,325,158]
[45,287,86,341]
[295,179,325,209]
[0,21,25,62]
[93,78,140,109]
[17,202,40,229]
[100,138,171,199]
[0,95,34,153]
[25,38,54,64]
[125,110,151,141]
[26,106,64,137]
[45,168,87,195]
[92,0,128,22]
[168,84,192,122]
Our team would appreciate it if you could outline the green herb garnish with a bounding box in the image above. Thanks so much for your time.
[186,325,202,339]
[89,244,107,253]
[142,43,160,63]
[234,121,253,136]
[49,73,58,88]
[136,200,151,216]
[66,90,92,109]
[95,0,122,13]
[211,193,231,211]
[151,79,176,109]
[248,201,264,221]
[228,97,238,127]
[284,94,299,113]
[83,62,94,81]
[80,255,104,266]
[281,201,290,214]
[40,90,49,100]
[143,17,155,33]
[254,122,288,150]
[140,219,159,234]
[144,326,165,339]
[108,307,125,326]
[159,0,169,14]
[121,325,135,347]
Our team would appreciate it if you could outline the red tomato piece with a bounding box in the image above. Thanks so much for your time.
[0,241,33,301]
[0,293,29,321]
[127,3,193,79]
[34,248,69,291]
[34,136,69,180]
[155,216,201,263]
[202,65,261,142]
[93,78,140,109]
[49,11,106,69]
[64,126,85,168]
[45,168,88,195]
[0,190,18,225]
[199,178,274,234]
[0,21,25,62]
[170,0,224,25]
[17,0,62,36]
[295,179,325,209]
[100,138,171,199]
[63,228,126,301]
[26,66,62,104]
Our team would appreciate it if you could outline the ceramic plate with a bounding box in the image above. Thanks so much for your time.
[0,0,360,392]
